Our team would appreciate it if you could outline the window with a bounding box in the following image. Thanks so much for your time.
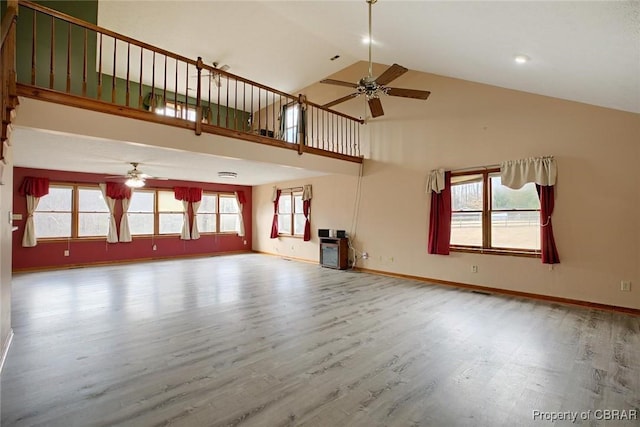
[158,190,184,234]
[128,190,155,235]
[282,103,299,143]
[34,185,73,238]
[278,189,304,237]
[196,193,217,233]
[219,194,239,233]
[157,101,197,122]
[31,184,241,240]
[450,169,540,253]
[78,188,109,237]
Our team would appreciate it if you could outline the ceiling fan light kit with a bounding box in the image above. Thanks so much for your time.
[107,162,168,187]
[125,177,145,188]
[320,0,431,118]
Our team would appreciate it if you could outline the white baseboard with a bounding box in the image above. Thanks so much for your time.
[0,329,14,374]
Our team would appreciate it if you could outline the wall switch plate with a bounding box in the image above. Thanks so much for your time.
[64,250,69,257]
[472,265,478,273]
[621,281,631,291]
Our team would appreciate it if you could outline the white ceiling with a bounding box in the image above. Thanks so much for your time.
[97,0,640,114]
[12,127,329,186]
[15,0,640,185]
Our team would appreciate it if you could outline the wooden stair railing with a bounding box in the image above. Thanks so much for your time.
[15,0,364,163]
[1,0,19,159]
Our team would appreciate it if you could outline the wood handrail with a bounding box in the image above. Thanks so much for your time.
[305,98,366,124]
[1,4,18,47]
[16,0,364,159]
[19,0,360,123]
[200,62,297,102]
[19,0,198,66]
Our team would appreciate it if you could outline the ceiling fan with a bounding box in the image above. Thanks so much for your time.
[200,61,230,88]
[106,163,168,188]
[321,0,431,118]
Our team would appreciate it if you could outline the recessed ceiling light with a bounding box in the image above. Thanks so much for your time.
[218,171,237,179]
[514,54,530,64]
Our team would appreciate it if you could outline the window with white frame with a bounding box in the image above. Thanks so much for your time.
[34,185,73,238]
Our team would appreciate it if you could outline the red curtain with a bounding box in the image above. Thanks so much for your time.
[19,177,50,197]
[189,187,202,203]
[174,186,190,201]
[236,191,246,205]
[106,182,131,200]
[428,171,452,255]
[270,189,281,239]
[536,185,560,264]
[303,199,311,241]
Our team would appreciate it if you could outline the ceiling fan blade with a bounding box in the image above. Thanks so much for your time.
[320,79,359,89]
[368,97,384,118]
[375,63,408,86]
[323,93,359,108]
[387,87,431,100]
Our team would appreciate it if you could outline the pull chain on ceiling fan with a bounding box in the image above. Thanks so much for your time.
[320,0,431,118]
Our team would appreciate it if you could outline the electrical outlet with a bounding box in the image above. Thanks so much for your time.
[620,281,631,292]
[361,252,369,260]
[64,250,69,257]
[152,244,157,251]
[243,240,247,245]
[472,265,478,273]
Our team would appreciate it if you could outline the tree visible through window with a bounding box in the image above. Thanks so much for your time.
[196,193,217,233]
[282,104,299,143]
[450,170,540,252]
[158,190,184,234]
[278,189,304,237]
[78,188,109,237]
[219,195,239,233]
[128,190,155,235]
[34,185,73,238]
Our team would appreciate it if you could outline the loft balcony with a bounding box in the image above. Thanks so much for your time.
[4,0,364,167]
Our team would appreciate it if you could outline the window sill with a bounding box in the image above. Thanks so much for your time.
[277,234,304,239]
[450,246,541,258]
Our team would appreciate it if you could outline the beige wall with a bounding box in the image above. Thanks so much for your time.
[254,62,640,310]
[1,130,14,363]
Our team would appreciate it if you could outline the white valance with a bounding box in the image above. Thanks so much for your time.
[500,156,557,189]
[426,169,445,194]
[302,184,312,201]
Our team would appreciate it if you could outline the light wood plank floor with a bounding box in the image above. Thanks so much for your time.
[2,254,639,426]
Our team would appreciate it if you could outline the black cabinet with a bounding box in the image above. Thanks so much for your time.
[320,237,349,270]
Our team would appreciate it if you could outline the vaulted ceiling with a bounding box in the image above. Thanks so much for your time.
[14,1,640,185]
[98,0,639,114]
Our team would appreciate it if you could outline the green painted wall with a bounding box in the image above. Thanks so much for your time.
[11,0,249,130]
[14,0,98,97]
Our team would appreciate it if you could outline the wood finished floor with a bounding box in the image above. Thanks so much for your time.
[2,254,639,427]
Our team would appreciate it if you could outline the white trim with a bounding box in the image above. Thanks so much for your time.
[0,329,14,374]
